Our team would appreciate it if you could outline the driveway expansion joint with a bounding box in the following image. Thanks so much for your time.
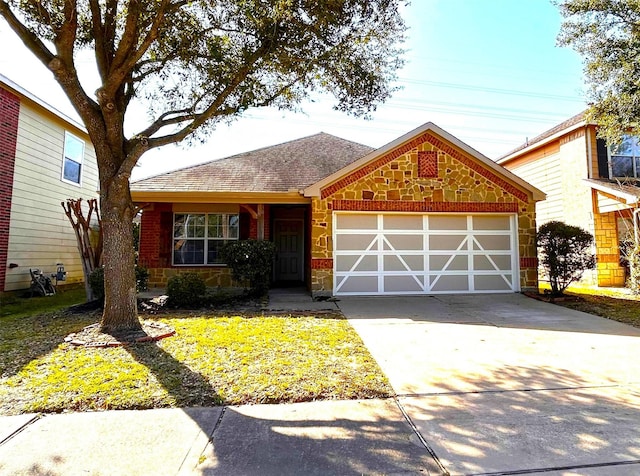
[469,459,640,476]
[393,396,450,476]
[0,413,41,446]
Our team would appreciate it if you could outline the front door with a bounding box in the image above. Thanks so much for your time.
[274,219,304,282]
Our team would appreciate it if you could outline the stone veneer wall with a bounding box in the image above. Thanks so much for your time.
[594,211,626,287]
[309,132,538,295]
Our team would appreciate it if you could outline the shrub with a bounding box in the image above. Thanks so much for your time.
[88,267,105,301]
[537,220,596,297]
[627,245,640,294]
[88,265,150,301]
[167,272,207,308]
[220,240,276,296]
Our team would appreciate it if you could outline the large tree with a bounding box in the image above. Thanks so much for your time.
[557,0,640,145]
[0,1,406,333]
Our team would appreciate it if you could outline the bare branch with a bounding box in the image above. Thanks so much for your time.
[0,1,55,66]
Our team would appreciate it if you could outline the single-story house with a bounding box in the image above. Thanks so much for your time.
[131,122,544,296]
[0,74,99,293]
[498,111,640,288]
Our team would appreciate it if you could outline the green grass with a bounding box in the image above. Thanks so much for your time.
[0,287,87,319]
[0,311,392,415]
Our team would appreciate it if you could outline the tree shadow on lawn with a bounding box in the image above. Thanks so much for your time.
[123,341,223,408]
[0,311,97,380]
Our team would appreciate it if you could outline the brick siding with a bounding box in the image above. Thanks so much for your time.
[0,87,20,292]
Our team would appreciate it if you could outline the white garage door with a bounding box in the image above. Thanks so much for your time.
[333,213,519,295]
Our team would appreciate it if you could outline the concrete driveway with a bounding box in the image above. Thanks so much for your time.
[338,293,640,475]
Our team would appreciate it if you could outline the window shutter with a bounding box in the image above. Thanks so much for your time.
[596,138,610,179]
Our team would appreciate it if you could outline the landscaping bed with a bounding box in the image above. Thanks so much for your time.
[551,292,640,328]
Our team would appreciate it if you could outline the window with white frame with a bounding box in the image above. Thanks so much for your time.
[173,213,239,265]
[610,135,640,179]
[61,132,85,185]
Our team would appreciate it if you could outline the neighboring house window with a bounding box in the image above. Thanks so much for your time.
[610,135,640,179]
[173,213,239,265]
[62,132,85,185]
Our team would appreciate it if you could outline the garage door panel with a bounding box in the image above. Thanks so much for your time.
[337,275,378,293]
[429,235,466,250]
[384,255,424,271]
[473,235,511,251]
[473,255,512,271]
[335,234,377,250]
[336,254,378,272]
[335,214,377,230]
[474,275,512,291]
[429,255,468,271]
[383,215,423,230]
[431,275,470,292]
[333,213,518,295]
[429,215,467,230]
[473,215,511,230]
[384,275,424,293]
[383,235,423,250]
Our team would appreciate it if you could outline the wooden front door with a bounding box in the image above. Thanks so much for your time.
[274,219,304,282]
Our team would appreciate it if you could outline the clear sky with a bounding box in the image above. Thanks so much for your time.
[0,0,586,181]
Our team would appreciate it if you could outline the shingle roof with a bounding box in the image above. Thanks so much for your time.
[498,110,586,161]
[131,133,374,193]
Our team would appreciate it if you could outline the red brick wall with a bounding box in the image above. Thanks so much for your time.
[0,87,20,292]
[138,204,172,268]
[248,205,271,240]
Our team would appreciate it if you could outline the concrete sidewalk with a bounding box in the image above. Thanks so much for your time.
[0,400,441,475]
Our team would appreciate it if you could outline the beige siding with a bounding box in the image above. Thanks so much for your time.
[5,102,98,291]
[506,129,597,285]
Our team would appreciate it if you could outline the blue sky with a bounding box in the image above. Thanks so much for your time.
[0,1,586,180]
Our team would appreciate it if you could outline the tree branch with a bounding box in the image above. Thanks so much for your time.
[0,1,55,66]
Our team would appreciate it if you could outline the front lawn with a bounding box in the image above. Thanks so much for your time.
[552,292,640,328]
[0,310,392,415]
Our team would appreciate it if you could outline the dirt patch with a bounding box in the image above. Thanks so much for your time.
[65,320,175,347]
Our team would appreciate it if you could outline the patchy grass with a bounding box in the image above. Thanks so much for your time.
[0,288,86,319]
[553,292,640,328]
[0,311,392,415]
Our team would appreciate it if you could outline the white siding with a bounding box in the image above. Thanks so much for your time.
[5,102,98,291]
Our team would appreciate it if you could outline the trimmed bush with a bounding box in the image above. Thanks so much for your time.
[220,240,276,296]
[537,220,596,297]
[167,272,207,308]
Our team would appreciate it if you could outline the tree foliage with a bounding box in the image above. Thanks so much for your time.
[0,0,406,331]
[537,220,596,297]
[557,0,640,145]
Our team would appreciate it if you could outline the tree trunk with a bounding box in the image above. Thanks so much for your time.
[99,175,141,332]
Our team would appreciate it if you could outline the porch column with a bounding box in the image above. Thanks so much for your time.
[257,204,265,241]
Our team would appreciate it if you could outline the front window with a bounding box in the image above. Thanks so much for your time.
[610,135,640,178]
[173,213,239,265]
[61,132,84,185]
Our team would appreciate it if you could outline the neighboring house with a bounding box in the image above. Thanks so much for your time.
[131,122,544,296]
[0,74,98,293]
[498,111,640,288]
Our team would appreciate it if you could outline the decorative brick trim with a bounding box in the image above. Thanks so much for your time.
[520,257,538,268]
[320,134,428,199]
[332,200,519,213]
[0,87,20,292]
[596,254,619,264]
[418,151,437,178]
[424,133,529,203]
[311,258,333,269]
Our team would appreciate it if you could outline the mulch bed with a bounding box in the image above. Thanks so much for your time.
[65,320,175,348]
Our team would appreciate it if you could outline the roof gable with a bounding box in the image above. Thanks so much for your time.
[304,122,545,202]
[131,133,374,194]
